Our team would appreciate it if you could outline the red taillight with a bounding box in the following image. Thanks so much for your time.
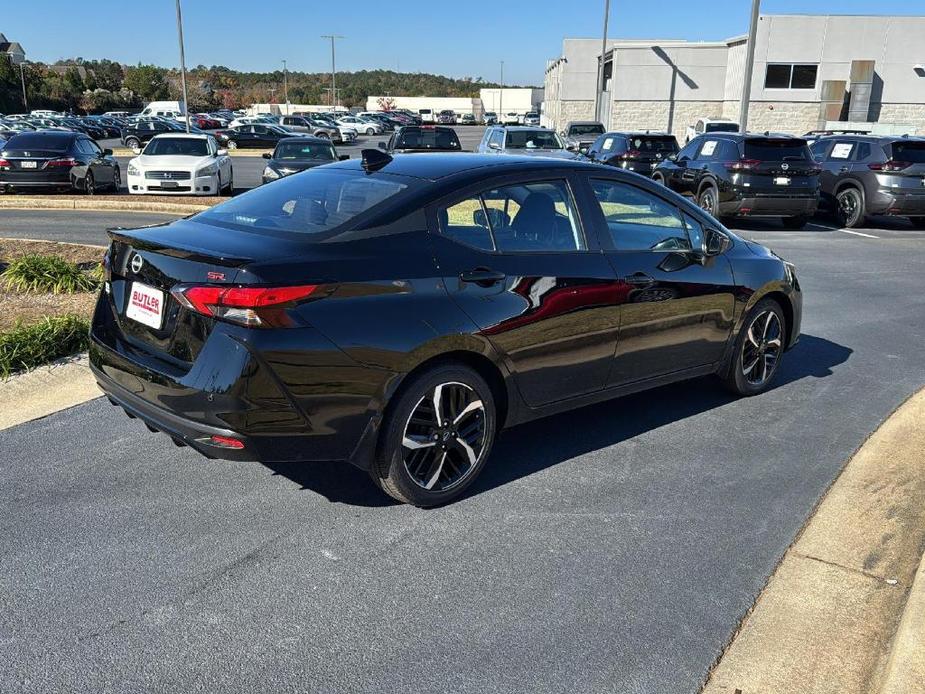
[621,149,641,159]
[172,284,318,328]
[723,159,761,171]
[47,157,78,168]
[869,160,911,172]
[0,158,9,168]
[209,435,244,449]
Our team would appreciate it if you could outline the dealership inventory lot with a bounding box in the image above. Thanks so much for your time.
[2,223,924,692]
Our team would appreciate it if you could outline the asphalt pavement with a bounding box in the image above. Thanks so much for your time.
[3,214,925,692]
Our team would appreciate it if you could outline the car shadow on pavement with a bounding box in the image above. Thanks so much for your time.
[262,334,851,507]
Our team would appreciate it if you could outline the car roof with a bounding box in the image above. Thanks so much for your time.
[272,135,331,145]
[494,125,552,131]
[324,152,591,181]
[604,131,674,137]
[149,133,210,140]
[815,133,925,144]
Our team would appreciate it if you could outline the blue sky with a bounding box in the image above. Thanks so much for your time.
[3,0,922,84]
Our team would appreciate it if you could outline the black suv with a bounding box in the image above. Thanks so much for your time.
[584,131,680,176]
[121,120,185,150]
[809,134,925,228]
[379,126,462,154]
[653,133,821,229]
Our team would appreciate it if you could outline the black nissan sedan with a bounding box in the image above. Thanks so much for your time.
[90,151,802,506]
[0,130,120,193]
[261,136,348,184]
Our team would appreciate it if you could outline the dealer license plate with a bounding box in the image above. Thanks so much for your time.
[774,176,791,185]
[126,282,164,329]
[20,161,37,169]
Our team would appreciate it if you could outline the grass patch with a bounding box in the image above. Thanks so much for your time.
[1,254,102,294]
[0,314,90,377]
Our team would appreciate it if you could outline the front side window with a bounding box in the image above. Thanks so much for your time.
[590,179,689,252]
[765,64,818,90]
[488,130,504,148]
[439,180,585,253]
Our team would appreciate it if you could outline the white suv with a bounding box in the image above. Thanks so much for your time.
[685,118,740,144]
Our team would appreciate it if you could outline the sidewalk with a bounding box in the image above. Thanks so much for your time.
[0,354,99,430]
[703,388,925,693]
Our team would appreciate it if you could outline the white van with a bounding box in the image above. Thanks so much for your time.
[140,101,186,120]
[418,108,435,123]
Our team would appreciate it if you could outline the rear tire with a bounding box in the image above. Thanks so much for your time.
[652,172,666,186]
[125,137,141,150]
[721,298,786,396]
[371,364,497,507]
[698,185,719,217]
[781,214,810,230]
[366,127,376,136]
[835,187,865,228]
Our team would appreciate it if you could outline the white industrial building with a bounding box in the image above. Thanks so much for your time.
[365,88,543,118]
[543,14,925,140]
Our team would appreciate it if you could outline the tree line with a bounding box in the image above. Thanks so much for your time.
[0,58,534,114]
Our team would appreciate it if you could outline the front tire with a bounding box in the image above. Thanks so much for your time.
[908,217,925,229]
[111,167,121,192]
[366,127,376,136]
[721,298,786,396]
[372,364,496,507]
[84,172,95,195]
[652,172,666,186]
[836,187,865,228]
[227,141,238,150]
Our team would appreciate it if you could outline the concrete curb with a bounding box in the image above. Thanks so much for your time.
[0,353,100,431]
[0,197,210,215]
[878,551,925,693]
[702,386,925,694]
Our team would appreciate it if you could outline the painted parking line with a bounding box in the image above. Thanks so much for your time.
[840,229,880,239]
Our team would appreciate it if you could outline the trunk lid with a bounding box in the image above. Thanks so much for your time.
[739,138,819,193]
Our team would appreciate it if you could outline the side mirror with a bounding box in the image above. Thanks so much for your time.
[667,153,678,162]
[339,154,349,161]
[217,149,228,156]
[578,146,589,155]
[566,144,577,152]
[488,142,500,150]
[705,229,731,256]
[262,152,272,159]
[103,148,113,156]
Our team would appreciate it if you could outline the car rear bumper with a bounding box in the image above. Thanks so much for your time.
[0,170,73,188]
[721,193,819,217]
[867,189,925,216]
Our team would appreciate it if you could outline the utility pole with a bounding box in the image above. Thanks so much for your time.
[739,0,761,133]
[175,0,190,132]
[499,61,504,116]
[593,0,611,122]
[322,35,344,109]
[282,59,289,115]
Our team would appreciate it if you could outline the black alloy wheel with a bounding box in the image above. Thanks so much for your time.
[112,167,121,192]
[84,171,95,195]
[373,364,496,506]
[652,172,666,186]
[722,298,786,396]
[836,188,865,228]
[698,186,719,217]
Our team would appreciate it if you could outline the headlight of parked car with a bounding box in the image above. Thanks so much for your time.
[263,166,279,180]
[127,163,140,176]
[197,163,218,177]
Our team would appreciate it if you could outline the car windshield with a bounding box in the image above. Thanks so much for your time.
[891,142,925,163]
[274,141,336,161]
[195,169,409,238]
[395,128,461,150]
[505,130,563,149]
[628,136,679,154]
[568,124,605,136]
[744,139,810,161]
[144,138,210,156]
[705,122,739,133]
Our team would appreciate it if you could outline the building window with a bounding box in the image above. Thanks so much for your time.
[764,64,818,90]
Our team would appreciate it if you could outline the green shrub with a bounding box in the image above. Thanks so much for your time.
[0,314,90,377]
[1,255,101,294]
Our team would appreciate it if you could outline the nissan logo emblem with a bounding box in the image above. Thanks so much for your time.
[130,254,144,273]
[781,162,790,171]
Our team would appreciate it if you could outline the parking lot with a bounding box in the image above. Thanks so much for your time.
[2,206,924,691]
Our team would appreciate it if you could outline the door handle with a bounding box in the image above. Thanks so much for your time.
[460,268,506,285]
[623,272,656,286]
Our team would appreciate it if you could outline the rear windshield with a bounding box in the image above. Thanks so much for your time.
[744,139,810,161]
[274,141,336,160]
[144,137,210,156]
[891,142,925,163]
[627,136,678,153]
[195,169,409,237]
[705,122,739,133]
[568,124,605,136]
[505,130,563,150]
[395,128,461,150]
[3,133,71,152]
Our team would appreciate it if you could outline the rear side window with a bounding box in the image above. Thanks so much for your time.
[744,139,810,162]
[590,179,690,252]
[441,195,494,251]
[195,169,410,238]
[628,136,678,154]
[891,142,925,164]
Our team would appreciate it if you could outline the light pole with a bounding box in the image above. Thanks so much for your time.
[282,59,289,115]
[593,0,611,122]
[739,0,761,132]
[175,0,190,132]
[499,61,504,116]
[322,35,344,110]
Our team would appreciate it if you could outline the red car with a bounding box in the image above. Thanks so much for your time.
[192,114,221,130]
